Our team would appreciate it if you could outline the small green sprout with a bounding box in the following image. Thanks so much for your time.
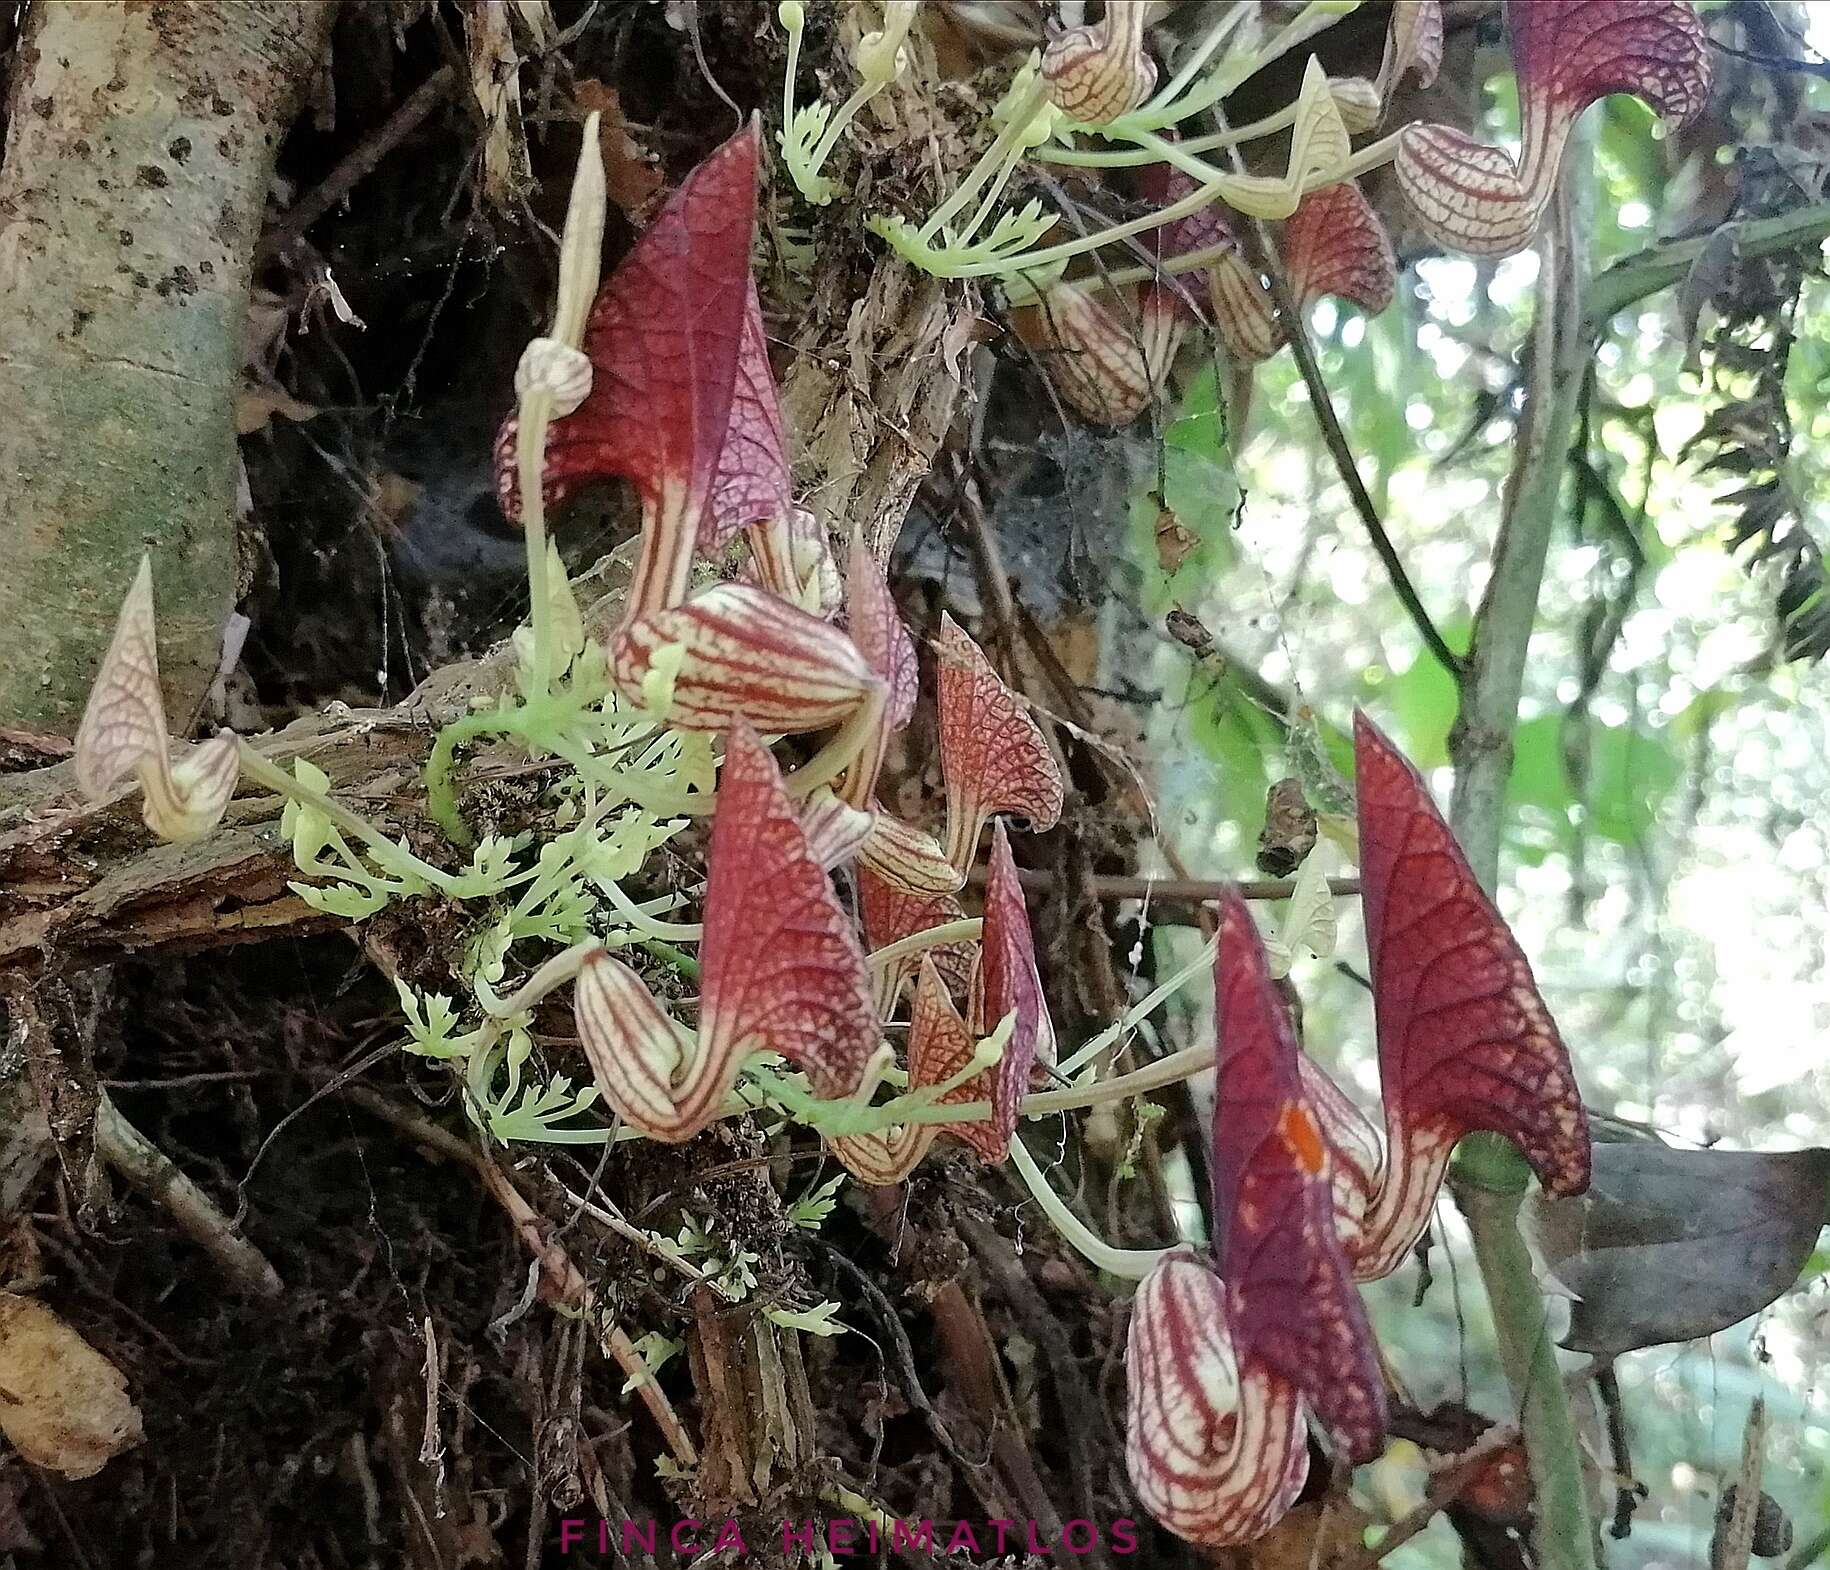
[777,1,917,206]
[787,1172,848,1230]
[621,1332,685,1394]
[764,1300,849,1338]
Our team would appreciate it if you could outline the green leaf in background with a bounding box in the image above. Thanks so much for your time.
[1188,665,1284,841]
[1367,623,1471,767]
[1509,713,1678,847]
[1130,371,1241,608]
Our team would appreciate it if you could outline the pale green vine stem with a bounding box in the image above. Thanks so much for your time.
[234,741,465,897]
[477,940,600,1019]
[1022,1045,1210,1116]
[1057,930,1220,1078]
[781,689,888,800]
[1444,131,1599,1570]
[863,918,984,974]
[1008,1139,1168,1279]
[1038,100,1301,168]
[1078,240,1240,295]
[520,111,606,698]
[596,879,703,941]
[1119,0,1358,134]
[1131,1,1252,123]
[919,74,1050,244]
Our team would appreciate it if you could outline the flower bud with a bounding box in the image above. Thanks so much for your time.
[1042,0,1156,125]
[513,337,594,417]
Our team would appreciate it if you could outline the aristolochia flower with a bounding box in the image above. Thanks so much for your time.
[1396,0,1709,255]
[1126,891,1385,1546]
[1042,0,1157,126]
[1297,714,1593,1281]
[73,558,239,843]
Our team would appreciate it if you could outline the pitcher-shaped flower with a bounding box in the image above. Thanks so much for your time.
[73,557,239,843]
[935,615,1063,872]
[575,721,878,1141]
[1396,0,1709,256]
[1304,713,1593,1280]
[1126,891,1386,1546]
[496,122,882,743]
[829,819,1055,1179]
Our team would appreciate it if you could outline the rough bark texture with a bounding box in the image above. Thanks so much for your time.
[0,1,335,732]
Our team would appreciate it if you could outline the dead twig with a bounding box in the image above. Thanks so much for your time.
[1337,1424,1522,1570]
[259,65,458,261]
[93,1091,284,1300]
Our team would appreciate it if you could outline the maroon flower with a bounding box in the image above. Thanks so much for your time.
[1397,0,1709,255]
[576,721,877,1141]
[1126,891,1385,1546]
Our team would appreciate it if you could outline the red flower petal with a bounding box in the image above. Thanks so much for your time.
[1511,0,1710,128]
[829,959,974,1184]
[857,812,964,897]
[1210,891,1386,1464]
[953,822,1055,1162]
[840,534,917,809]
[800,789,876,871]
[1397,0,1708,255]
[577,725,878,1141]
[611,582,881,734]
[496,123,760,613]
[576,948,696,1138]
[847,535,917,730]
[1295,1053,1385,1269]
[1125,1252,1309,1546]
[704,279,793,554]
[1137,159,1240,326]
[1208,251,1280,364]
[935,615,1063,869]
[1282,181,1396,319]
[1042,0,1157,124]
[1015,283,1158,428]
[743,508,842,619]
[1352,711,1591,1279]
[858,866,974,1014]
[698,721,879,1101]
[1376,0,1443,98]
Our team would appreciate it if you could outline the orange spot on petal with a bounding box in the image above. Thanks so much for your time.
[1278,1103,1327,1177]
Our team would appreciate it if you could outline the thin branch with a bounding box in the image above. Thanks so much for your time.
[258,65,457,261]
[973,864,1361,906]
[1445,135,1600,1570]
[1248,219,1468,683]
[94,1093,284,1301]
[1336,1424,1522,1570]
[1586,202,1830,333]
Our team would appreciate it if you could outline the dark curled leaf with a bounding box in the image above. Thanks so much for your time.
[1525,1141,1830,1356]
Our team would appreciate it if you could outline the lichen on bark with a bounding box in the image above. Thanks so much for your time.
[0,1,335,732]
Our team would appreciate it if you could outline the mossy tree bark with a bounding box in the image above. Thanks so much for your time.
[0,1,335,732]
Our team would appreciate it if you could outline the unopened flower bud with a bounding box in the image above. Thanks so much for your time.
[1330,76,1382,134]
[1042,0,1157,125]
[514,337,594,417]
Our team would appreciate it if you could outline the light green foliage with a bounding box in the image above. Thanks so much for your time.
[763,1300,849,1338]
[668,1215,762,1303]
[282,759,435,919]
[784,4,1380,288]
[621,1331,685,1394]
[786,1173,848,1231]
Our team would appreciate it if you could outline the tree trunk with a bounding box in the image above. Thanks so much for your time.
[0,1,335,732]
